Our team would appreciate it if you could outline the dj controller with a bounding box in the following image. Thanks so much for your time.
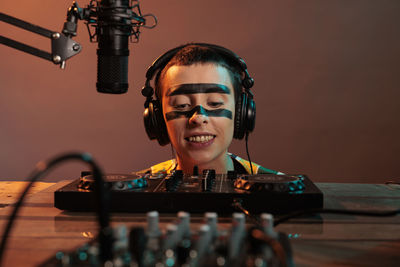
[54,170,323,214]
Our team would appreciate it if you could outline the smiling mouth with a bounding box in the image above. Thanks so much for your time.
[185,135,216,143]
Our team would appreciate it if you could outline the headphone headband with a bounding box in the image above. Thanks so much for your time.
[143,43,254,93]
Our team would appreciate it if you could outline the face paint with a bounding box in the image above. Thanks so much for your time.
[167,83,231,96]
[165,105,233,121]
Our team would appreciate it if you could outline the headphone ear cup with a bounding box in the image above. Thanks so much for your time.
[233,92,256,139]
[234,92,247,139]
[143,100,170,146]
[246,97,256,133]
[143,102,156,140]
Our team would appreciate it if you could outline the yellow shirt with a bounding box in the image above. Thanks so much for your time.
[137,153,283,175]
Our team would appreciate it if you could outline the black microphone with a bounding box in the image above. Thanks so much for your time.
[96,0,131,94]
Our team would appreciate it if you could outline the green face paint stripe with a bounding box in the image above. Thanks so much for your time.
[166,83,231,96]
[165,105,233,121]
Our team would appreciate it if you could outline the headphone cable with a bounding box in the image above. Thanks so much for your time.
[245,132,254,174]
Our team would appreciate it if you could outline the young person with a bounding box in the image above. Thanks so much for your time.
[139,43,282,175]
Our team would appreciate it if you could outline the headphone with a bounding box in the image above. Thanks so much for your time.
[141,43,256,146]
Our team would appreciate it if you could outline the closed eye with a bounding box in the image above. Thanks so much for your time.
[208,102,224,108]
[173,103,191,110]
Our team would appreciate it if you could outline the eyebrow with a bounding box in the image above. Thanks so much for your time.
[166,83,231,96]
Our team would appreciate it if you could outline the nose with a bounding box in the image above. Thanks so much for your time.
[189,113,209,125]
[188,106,209,125]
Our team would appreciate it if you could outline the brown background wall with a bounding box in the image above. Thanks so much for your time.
[0,0,399,183]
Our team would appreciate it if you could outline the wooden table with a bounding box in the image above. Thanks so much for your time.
[0,181,399,266]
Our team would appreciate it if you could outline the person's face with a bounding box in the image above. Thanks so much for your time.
[161,63,236,168]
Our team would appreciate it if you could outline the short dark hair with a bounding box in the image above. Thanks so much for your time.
[155,44,243,102]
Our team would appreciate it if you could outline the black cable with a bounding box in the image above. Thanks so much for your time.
[274,208,400,227]
[233,199,400,228]
[0,152,112,266]
[232,199,262,226]
[245,132,254,175]
[385,180,400,185]
[384,180,400,190]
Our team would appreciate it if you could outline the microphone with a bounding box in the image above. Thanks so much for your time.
[96,0,131,94]
[61,0,156,93]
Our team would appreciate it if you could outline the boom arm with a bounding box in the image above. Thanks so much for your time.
[0,12,82,69]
